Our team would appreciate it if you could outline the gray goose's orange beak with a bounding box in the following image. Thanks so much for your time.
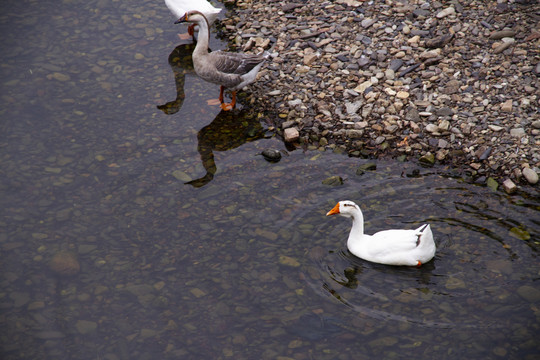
[174,13,188,24]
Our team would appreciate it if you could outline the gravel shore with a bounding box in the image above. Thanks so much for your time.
[220,0,539,190]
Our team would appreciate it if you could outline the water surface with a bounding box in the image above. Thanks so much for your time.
[1,1,539,359]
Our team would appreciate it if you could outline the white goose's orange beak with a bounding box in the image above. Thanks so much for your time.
[326,202,340,216]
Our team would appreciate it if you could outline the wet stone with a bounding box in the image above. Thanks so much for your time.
[10,292,30,307]
[322,175,344,186]
[76,320,97,334]
[279,255,300,267]
[356,162,377,175]
[517,285,540,303]
[261,149,282,162]
[445,277,465,290]
[419,153,435,166]
[49,251,80,276]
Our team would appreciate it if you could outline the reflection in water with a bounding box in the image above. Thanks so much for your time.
[309,251,459,329]
[157,42,196,115]
[157,42,271,187]
[186,109,269,187]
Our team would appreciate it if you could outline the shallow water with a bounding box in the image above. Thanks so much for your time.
[1,0,539,359]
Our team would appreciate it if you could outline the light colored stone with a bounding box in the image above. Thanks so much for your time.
[510,128,525,138]
[436,7,455,18]
[353,80,373,94]
[425,124,439,133]
[407,35,420,44]
[488,125,504,132]
[522,167,538,184]
[284,127,299,143]
[303,53,319,66]
[396,91,409,99]
[502,179,517,194]
[419,48,441,60]
[384,88,396,96]
[500,99,513,112]
[361,18,376,28]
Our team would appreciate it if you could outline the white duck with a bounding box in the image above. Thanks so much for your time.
[175,10,270,111]
[326,200,436,266]
[164,0,221,37]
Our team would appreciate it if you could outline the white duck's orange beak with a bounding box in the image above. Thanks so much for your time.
[326,202,340,216]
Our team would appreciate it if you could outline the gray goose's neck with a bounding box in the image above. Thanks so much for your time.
[192,13,210,56]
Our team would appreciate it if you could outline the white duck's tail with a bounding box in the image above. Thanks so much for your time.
[414,224,431,247]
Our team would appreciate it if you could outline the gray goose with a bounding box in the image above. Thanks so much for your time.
[175,10,269,110]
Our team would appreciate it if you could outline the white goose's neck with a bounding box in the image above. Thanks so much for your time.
[193,16,210,56]
[347,209,365,246]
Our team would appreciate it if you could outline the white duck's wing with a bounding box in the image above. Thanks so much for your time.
[361,225,432,265]
[368,229,420,253]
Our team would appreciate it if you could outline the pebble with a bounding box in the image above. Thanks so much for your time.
[517,285,540,303]
[489,30,516,40]
[49,251,80,276]
[76,320,97,334]
[396,91,409,99]
[500,100,513,112]
[436,7,455,18]
[522,168,539,185]
[284,127,299,143]
[361,18,376,28]
[510,128,525,138]
[425,124,439,133]
[502,179,517,194]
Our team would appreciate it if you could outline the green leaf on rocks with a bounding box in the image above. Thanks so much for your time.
[509,227,530,240]
[486,177,498,191]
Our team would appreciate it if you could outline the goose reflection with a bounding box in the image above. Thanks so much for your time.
[157,41,196,115]
[186,109,270,187]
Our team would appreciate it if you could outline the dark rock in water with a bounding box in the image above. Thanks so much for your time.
[261,149,282,162]
[419,153,435,166]
[406,168,421,178]
[356,162,377,175]
[322,175,344,186]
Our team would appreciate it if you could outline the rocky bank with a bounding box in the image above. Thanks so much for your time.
[219,0,539,190]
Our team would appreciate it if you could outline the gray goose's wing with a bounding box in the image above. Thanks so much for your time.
[210,51,267,76]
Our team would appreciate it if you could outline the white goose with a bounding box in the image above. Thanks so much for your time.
[164,0,221,37]
[326,200,436,266]
[175,10,269,111]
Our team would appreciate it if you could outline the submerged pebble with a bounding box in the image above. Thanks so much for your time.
[49,251,80,276]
